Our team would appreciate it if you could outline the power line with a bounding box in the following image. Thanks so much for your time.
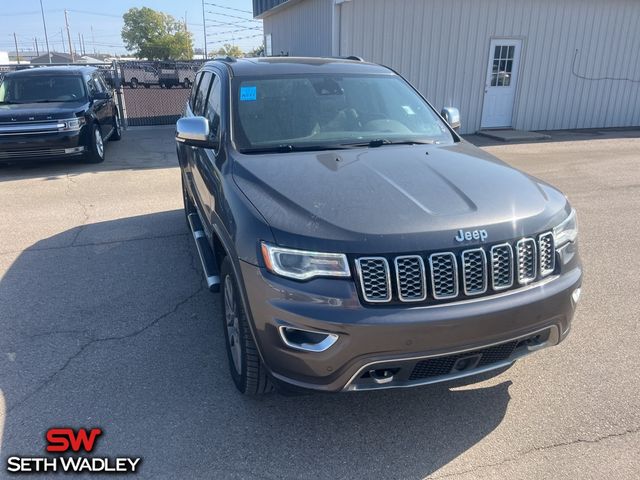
[206,10,261,23]
[205,2,253,15]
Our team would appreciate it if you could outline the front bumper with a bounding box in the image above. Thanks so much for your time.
[0,130,86,162]
[239,242,582,392]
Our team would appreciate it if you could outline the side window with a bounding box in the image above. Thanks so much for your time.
[204,75,222,139]
[192,72,212,116]
[189,72,202,110]
[86,76,98,97]
[96,74,109,92]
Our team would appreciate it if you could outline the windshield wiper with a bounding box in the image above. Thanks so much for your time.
[241,144,352,154]
[344,139,436,148]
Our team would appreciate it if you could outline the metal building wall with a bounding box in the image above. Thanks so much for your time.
[336,0,640,134]
[262,0,334,57]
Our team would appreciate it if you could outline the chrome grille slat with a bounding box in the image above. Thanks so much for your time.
[429,252,458,299]
[395,255,427,302]
[355,257,391,303]
[538,232,555,276]
[490,243,514,290]
[516,238,537,284]
[462,248,487,295]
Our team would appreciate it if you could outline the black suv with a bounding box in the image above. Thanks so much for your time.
[176,57,582,395]
[0,66,121,164]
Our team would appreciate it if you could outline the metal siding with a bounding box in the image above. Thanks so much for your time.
[262,0,333,56]
[335,0,640,133]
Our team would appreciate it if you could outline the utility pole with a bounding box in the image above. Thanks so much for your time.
[13,33,20,64]
[201,0,207,58]
[35,37,39,56]
[91,25,96,55]
[81,34,86,57]
[64,9,74,62]
[39,0,51,63]
[61,29,66,53]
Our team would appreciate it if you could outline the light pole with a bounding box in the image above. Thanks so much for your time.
[202,0,207,58]
[39,0,51,63]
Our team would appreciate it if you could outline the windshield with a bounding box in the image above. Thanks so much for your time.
[232,74,454,152]
[0,75,86,103]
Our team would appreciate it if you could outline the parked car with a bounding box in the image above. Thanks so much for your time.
[175,57,582,395]
[0,66,121,163]
[122,63,158,88]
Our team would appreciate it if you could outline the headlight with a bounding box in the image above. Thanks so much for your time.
[553,208,578,247]
[261,242,350,280]
[57,117,86,132]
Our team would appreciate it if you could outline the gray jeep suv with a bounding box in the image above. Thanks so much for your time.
[175,57,582,395]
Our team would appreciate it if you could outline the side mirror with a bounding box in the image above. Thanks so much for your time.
[441,107,461,132]
[93,91,111,100]
[176,116,218,149]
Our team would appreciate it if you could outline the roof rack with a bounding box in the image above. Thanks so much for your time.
[341,55,364,62]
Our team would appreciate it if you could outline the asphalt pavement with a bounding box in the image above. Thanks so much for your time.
[0,126,638,479]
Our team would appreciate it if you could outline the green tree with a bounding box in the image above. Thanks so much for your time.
[121,7,193,60]
[214,44,244,58]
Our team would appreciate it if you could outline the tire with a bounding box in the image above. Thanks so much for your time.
[110,113,122,141]
[144,83,150,89]
[220,257,273,395]
[130,78,138,89]
[85,124,105,163]
[183,79,191,89]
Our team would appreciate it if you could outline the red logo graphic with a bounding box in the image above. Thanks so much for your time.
[46,428,103,453]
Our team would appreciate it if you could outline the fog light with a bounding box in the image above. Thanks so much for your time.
[572,287,581,304]
[278,326,338,352]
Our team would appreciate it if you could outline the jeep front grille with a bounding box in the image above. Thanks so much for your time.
[355,232,555,304]
[394,256,427,302]
[516,238,537,284]
[461,248,487,295]
[538,232,555,276]
[355,257,391,302]
[490,244,514,290]
[429,253,458,299]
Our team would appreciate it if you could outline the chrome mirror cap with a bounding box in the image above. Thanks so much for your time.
[176,116,210,143]
[441,107,461,131]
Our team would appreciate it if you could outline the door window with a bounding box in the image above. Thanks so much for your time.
[189,72,202,110]
[490,45,515,87]
[193,72,212,116]
[204,75,222,140]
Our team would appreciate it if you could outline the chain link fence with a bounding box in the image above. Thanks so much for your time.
[0,60,206,128]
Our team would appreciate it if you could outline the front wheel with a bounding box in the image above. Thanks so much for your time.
[85,124,105,163]
[220,257,273,395]
[130,78,138,89]
[183,79,191,89]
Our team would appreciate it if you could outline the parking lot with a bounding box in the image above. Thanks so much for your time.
[0,126,639,479]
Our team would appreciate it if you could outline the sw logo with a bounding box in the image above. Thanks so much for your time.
[46,427,103,452]
[6,427,141,474]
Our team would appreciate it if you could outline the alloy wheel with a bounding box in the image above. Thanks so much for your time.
[224,275,242,375]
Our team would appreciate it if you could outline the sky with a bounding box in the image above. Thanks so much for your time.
[0,0,263,57]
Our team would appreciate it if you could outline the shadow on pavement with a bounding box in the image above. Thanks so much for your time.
[0,210,512,479]
[0,126,177,183]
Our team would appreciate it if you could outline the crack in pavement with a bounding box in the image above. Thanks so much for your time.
[428,425,640,479]
[4,283,205,416]
[65,174,91,247]
[0,232,189,256]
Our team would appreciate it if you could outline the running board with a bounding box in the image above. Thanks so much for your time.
[187,213,221,292]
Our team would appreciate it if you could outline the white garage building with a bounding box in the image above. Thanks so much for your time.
[253,0,640,134]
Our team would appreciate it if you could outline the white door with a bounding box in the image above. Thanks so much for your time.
[481,39,521,128]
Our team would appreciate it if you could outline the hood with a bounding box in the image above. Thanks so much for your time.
[0,101,88,122]
[233,141,569,253]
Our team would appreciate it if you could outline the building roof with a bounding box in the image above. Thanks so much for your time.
[253,0,298,18]
[206,56,392,76]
